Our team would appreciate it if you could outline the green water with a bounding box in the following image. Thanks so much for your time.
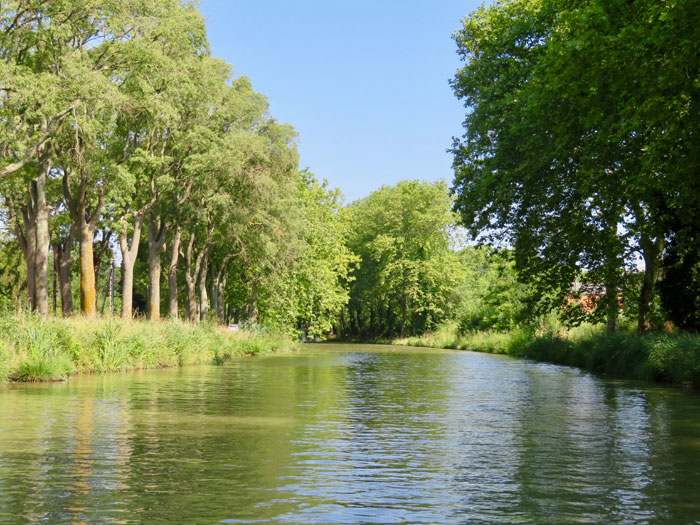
[1,344,700,523]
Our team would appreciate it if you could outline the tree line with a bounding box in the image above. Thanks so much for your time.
[3,0,699,339]
[337,0,700,338]
[0,1,353,334]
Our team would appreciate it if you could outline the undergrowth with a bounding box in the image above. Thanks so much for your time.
[0,314,297,383]
[393,321,700,388]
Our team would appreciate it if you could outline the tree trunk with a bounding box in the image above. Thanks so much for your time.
[32,155,51,317]
[52,250,58,316]
[184,235,198,323]
[638,234,665,333]
[78,219,97,315]
[168,226,182,319]
[245,280,259,325]
[148,250,162,321]
[147,213,168,321]
[198,256,208,321]
[62,167,103,316]
[217,275,227,322]
[605,283,619,333]
[53,226,74,317]
[119,214,143,319]
[93,230,113,307]
[400,294,408,338]
[209,262,221,320]
[19,205,37,311]
[604,263,619,333]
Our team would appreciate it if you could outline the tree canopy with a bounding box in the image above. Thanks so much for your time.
[451,0,700,332]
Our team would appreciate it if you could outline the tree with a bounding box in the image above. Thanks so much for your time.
[451,0,700,332]
[344,180,462,337]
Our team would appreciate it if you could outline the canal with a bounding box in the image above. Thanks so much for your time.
[1,344,699,523]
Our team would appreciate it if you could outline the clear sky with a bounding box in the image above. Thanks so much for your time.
[198,0,482,203]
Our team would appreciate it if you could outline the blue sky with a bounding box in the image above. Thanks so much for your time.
[199,1,482,203]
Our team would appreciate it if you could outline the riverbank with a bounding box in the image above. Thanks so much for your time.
[392,323,700,388]
[0,314,298,383]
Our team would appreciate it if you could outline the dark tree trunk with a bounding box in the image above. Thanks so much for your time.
[53,225,75,317]
[638,234,665,333]
[17,204,37,311]
[604,269,619,333]
[400,294,408,339]
[93,230,113,306]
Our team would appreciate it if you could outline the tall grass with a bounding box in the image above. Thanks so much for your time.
[393,322,700,388]
[0,313,298,382]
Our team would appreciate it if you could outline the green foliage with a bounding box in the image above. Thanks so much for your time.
[451,0,700,331]
[659,224,700,331]
[0,313,298,382]
[394,322,700,388]
[343,180,464,337]
[454,247,537,334]
[251,172,356,337]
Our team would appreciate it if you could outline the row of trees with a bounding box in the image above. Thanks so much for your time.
[339,180,463,338]
[450,0,700,332]
[0,1,352,332]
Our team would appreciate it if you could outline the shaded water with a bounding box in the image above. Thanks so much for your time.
[1,344,700,523]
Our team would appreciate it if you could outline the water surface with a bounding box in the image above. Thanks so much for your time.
[1,343,700,523]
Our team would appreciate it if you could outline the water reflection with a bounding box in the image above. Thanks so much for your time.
[0,345,699,523]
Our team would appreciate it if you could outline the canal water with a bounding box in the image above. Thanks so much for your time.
[1,344,699,523]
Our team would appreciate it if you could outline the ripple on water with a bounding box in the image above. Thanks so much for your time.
[1,345,700,523]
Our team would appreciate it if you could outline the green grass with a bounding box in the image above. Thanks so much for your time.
[0,313,298,383]
[393,322,700,388]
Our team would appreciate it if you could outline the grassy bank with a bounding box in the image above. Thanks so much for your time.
[0,314,298,383]
[393,322,700,388]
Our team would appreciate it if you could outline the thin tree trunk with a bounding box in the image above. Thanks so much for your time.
[168,226,182,319]
[211,255,232,324]
[7,196,38,311]
[147,213,168,321]
[18,205,36,311]
[184,235,197,322]
[604,269,619,333]
[33,155,51,317]
[119,214,143,319]
[53,226,74,317]
[400,294,408,338]
[209,262,221,321]
[93,230,113,306]
[52,249,58,316]
[217,275,227,322]
[198,256,208,321]
[248,281,258,324]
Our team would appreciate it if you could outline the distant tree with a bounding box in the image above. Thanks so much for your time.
[344,180,462,338]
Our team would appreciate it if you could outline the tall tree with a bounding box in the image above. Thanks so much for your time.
[344,180,462,337]
[451,0,700,332]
